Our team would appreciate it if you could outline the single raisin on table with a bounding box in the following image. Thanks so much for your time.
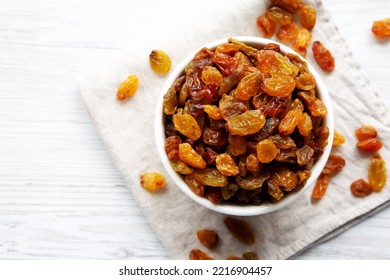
[351,179,373,197]
[355,125,377,140]
[368,155,387,192]
[312,41,335,72]
[299,3,317,30]
[197,229,219,249]
[140,173,166,192]
[322,154,346,175]
[311,173,330,199]
[356,138,383,152]
[372,18,390,38]
[117,75,139,100]
[149,50,171,74]
[189,249,214,260]
[333,129,345,146]
[224,217,255,245]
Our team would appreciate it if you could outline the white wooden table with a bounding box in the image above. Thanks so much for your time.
[1,0,389,259]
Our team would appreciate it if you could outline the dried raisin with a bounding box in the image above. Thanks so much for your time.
[197,229,219,249]
[351,179,373,197]
[117,75,139,100]
[368,155,387,192]
[149,50,171,74]
[140,173,166,192]
[224,217,255,244]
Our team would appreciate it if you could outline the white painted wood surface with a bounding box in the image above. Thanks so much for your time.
[0,0,389,259]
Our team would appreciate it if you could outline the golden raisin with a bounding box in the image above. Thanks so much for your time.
[197,229,219,249]
[261,75,296,97]
[372,18,390,38]
[257,15,277,38]
[299,4,317,30]
[172,113,202,141]
[203,105,223,120]
[351,179,373,197]
[117,75,139,100]
[170,160,194,175]
[276,23,298,43]
[256,139,278,163]
[226,110,266,136]
[279,109,303,135]
[216,153,240,176]
[140,173,166,191]
[368,155,387,192]
[178,143,207,169]
[295,72,316,91]
[224,217,255,245]
[193,168,228,187]
[189,249,214,260]
[297,112,313,136]
[265,6,293,25]
[235,72,263,100]
[201,66,223,86]
[149,50,171,74]
[333,130,346,146]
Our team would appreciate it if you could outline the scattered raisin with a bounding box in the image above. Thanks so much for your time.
[149,50,171,74]
[372,18,390,38]
[312,41,335,72]
[197,229,219,249]
[224,217,255,245]
[257,15,277,38]
[368,155,387,192]
[355,125,377,140]
[322,154,346,175]
[311,174,330,199]
[356,138,383,152]
[333,130,345,146]
[351,179,373,197]
[189,249,214,260]
[117,75,139,100]
[140,173,166,192]
[299,4,316,30]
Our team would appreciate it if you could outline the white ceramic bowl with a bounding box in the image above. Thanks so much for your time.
[155,36,334,216]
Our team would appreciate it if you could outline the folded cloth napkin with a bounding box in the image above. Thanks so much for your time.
[80,0,390,259]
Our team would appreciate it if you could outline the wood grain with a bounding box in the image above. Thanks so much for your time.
[0,0,389,259]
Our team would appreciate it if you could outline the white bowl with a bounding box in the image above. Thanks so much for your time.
[155,36,334,216]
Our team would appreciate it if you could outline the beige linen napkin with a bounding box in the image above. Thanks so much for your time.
[80,0,390,259]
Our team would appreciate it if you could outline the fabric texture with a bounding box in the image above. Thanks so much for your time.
[80,0,390,259]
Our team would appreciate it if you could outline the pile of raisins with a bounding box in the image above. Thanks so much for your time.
[163,38,329,206]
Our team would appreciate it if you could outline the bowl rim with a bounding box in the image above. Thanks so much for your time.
[154,36,334,216]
